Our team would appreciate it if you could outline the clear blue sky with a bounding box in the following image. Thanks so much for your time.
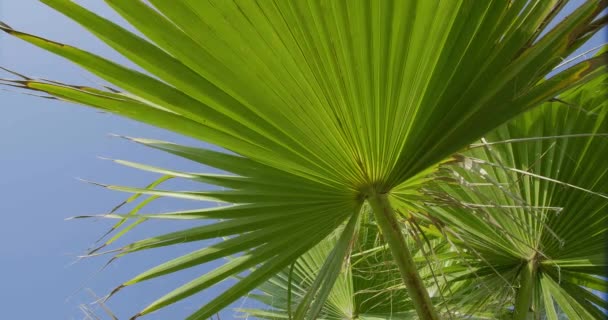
[0,1,605,320]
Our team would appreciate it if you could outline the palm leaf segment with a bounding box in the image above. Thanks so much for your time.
[0,0,606,319]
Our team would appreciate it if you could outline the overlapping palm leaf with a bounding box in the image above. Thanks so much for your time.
[423,72,608,319]
[242,207,459,319]
[1,0,607,318]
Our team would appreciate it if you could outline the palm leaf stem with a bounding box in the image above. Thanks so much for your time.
[513,256,539,320]
[367,192,439,320]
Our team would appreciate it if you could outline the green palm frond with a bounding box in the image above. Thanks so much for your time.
[244,63,608,320]
[1,1,607,319]
[426,72,608,319]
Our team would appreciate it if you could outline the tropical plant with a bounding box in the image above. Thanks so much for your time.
[0,0,606,319]
[244,73,608,319]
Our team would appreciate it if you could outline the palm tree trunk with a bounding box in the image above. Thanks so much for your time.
[367,192,440,320]
[513,259,537,320]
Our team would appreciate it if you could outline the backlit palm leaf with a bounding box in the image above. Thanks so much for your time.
[244,62,608,320]
[1,0,606,319]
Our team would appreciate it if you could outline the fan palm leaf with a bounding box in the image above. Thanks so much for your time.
[423,72,608,319]
[243,61,608,320]
[1,0,606,319]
